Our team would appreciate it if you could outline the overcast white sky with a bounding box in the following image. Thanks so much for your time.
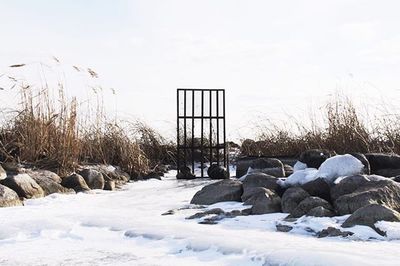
[1,0,400,140]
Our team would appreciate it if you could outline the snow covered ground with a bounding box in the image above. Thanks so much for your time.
[1,171,400,266]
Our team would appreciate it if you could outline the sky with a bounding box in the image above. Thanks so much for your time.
[1,0,400,140]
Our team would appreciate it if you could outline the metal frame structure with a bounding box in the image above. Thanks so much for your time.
[177,88,228,177]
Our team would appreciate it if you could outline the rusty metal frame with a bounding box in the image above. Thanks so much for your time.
[177,88,228,177]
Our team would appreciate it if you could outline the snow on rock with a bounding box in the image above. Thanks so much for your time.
[293,161,307,172]
[278,168,318,187]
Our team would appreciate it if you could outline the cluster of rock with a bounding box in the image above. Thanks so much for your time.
[190,150,400,236]
[0,163,132,208]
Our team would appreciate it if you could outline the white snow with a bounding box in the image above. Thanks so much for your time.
[0,172,400,265]
[281,154,364,187]
[293,161,307,172]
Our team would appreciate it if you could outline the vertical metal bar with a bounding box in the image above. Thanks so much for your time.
[223,89,228,175]
[183,90,187,167]
[209,90,212,168]
[177,89,180,174]
[191,90,195,174]
[200,90,204,177]
[216,90,220,166]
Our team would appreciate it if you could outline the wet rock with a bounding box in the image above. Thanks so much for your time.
[0,184,22,207]
[281,187,310,213]
[342,204,400,235]
[334,179,400,215]
[61,173,90,192]
[78,169,105,190]
[306,206,335,217]
[290,196,333,218]
[27,170,74,196]
[244,189,281,214]
[190,179,243,205]
[207,164,229,179]
[317,227,354,238]
[301,178,331,202]
[299,149,333,169]
[0,174,44,199]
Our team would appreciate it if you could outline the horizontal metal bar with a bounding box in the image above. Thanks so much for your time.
[178,116,225,119]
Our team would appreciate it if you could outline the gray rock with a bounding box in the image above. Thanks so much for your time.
[350,153,371,175]
[27,170,74,196]
[190,179,243,205]
[334,179,400,215]
[342,204,400,234]
[365,153,400,172]
[61,173,90,192]
[207,164,229,179]
[176,166,196,179]
[317,227,354,238]
[301,178,331,202]
[306,206,335,217]
[281,187,310,213]
[186,208,225,219]
[0,184,22,207]
[248,158,285,177]
[78,169,105,190]
[244,189,281,214]
[299,149,333,169]
[0,174,44,199]
[104,180,116,191]
[374,168,400,178]
[291,196,333,218]
[330,175,370,201]
[276,224,293,232]
[0,165,6,180]
[241,173,280,201]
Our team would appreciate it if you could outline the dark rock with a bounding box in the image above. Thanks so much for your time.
[244,189,281,214]
[236,157,255,178]
[299,149,333,169]
[0,174,44,199]
[330,175,370,201]
[365,153,400,172]
[334,179,400,215]
[281,187,310,213]
[104,180,116,191]
[207,164,229,179]
[186,208,225,219]
[176,166,196,180]
[190,179,243,205]
[392,176,400,183]
[276,224,293,232]
[249,158,285,177]
[317,227,354,238]
[140,171,162,180]
[306,206,335,217]
[61,173,90,192]
[301,178,331,202]
[241,173,280,201]
[283,164,294,177]
[291,196,333,218]
[342,204,400,235]
[27,170,74,196]
[0,184,22,207]
[374,168,400,178]
[78,169,105,190]
[350,153,371,175]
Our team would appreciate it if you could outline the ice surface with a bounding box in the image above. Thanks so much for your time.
[0,172,400,265]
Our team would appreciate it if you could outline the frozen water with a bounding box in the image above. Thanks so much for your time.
[0,172,400,265]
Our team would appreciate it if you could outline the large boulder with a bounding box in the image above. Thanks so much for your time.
[301,178,331,202]
[0,184,22,207]
[241,173,280,201]
[365,153,400,172]
[299,149,333,169]
[78,169,105,190]
[0,174,44,199]
[207,164,229,179]
[342,204,400,234]
[281,187,310,213]
[0,165,6,180]
[27,170,74,196]
[330,175,370,201]
[244,188,281,214]
[190,179,243,205]
[61,173,90,192]
[334,179,400,215]
[248,158,285,177]
[290,196,333,218]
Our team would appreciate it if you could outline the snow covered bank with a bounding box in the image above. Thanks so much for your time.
[1,172,400,265]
